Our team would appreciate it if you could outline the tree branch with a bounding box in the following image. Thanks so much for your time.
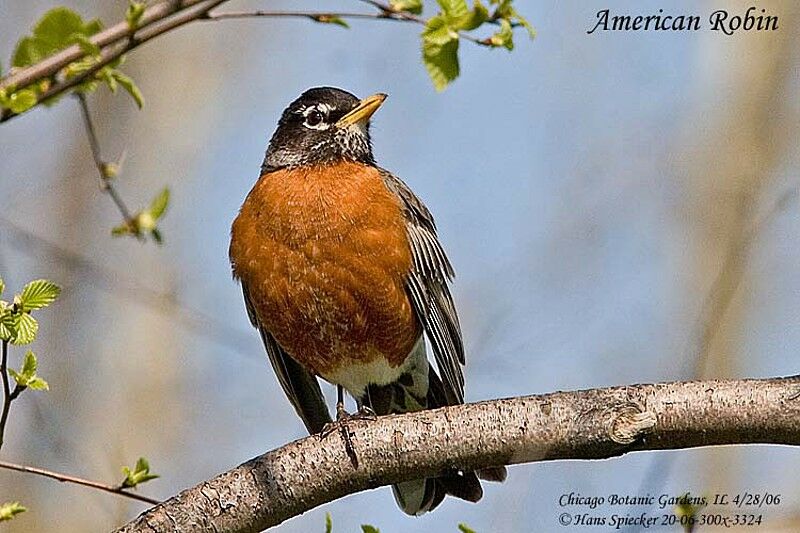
[0,460,160,506]
[115,375,800,532]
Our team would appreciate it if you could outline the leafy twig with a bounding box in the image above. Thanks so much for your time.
[0,460,161,506]
[0,0,228,123]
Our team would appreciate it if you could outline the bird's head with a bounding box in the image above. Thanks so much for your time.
[262,87,387,172]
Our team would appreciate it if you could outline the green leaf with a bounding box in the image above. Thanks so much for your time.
[19,279,61,311]
[11,313,38,345]
[127,2,147,31]
[313,15,349,28]
[12,37,45,68]
[121,457,159,488]
[437,0,469,22]
[148,188,170,220]
[456,1,489,31]
[111,70,145,108]
[390,0,423,14]
[458,524,477,533]
[12,8,102,70]
[422,15,458,45]
[33,7,86,50]
[4,90,38,114]
[325,513,332,533]
[422,18,460,91]
[361,526,380,533]
[0,303,15,341]
[0,502,26,522]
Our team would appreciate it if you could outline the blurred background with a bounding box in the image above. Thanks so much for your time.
[1,0,799,531]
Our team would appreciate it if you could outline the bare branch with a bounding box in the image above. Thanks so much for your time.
[115,376,800,532]
[0,460,160,506]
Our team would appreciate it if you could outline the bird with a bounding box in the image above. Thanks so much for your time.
[229,86,506,515]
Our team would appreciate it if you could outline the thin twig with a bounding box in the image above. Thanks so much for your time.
[0,340,10,450]
[0,460,161,506]
[204,10,403,22]
[76,93,139,236]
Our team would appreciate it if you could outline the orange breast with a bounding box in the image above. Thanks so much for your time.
[229,162,421,377]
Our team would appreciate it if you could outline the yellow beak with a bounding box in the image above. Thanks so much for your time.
[335,93,387,127]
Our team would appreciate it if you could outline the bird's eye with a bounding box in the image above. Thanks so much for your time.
[305,110,324,127]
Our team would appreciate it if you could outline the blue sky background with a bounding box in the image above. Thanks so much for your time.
[1,1,799,531]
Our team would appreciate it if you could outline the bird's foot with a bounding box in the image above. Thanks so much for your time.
[319,404,377,468]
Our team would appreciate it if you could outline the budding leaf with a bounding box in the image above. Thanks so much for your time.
[361,526,380,533]
[459,524,478,533]
[0,276,5,296]
[111,70,145,108]
[489,18,514,50]
[19,279,61,311]
[148,187,170,220]
[0,502,26,522]
[390,0,423,14]
[126,2,147,31]
[313,15,349,28]
[121,457,159,488]
[325,513,332,533]
[9,351,48,391]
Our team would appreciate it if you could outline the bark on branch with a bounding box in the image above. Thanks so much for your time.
[115,375,800,533]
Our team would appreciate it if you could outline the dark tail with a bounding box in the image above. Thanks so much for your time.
[361,352,506,515]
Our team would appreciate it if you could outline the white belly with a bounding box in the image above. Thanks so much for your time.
[321,337,425,397]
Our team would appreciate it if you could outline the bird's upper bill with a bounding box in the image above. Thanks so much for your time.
[335,93,387,128]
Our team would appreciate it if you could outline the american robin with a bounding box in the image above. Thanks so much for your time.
[229,87,506,515]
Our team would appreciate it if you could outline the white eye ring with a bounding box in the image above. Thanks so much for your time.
[301,104,333,130]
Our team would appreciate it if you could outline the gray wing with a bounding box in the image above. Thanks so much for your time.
[380,168,465,405]
[241,283,332,434]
